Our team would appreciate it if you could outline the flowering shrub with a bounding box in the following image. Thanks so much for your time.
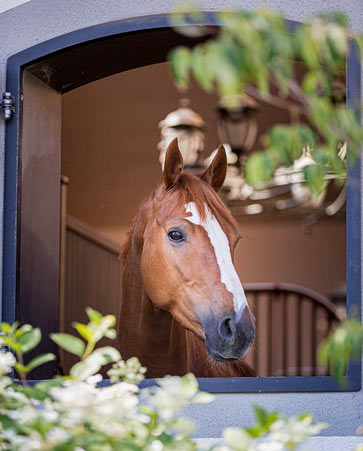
[0,309,327,450]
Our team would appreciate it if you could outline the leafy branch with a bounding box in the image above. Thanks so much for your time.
[50,307,120,381]
[318,318,363,385]
[222,405,327,451]
[0,322,55,385]
[169,8,363,193]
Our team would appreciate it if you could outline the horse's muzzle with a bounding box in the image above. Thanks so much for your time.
[204,307,255,362]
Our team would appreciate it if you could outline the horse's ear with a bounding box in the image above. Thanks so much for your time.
[163,138,184,189]
[201,145,227,192]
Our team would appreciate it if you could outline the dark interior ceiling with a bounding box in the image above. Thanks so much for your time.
[25,28,207,93]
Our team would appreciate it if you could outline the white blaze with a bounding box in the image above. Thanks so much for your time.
[185,202,248,319]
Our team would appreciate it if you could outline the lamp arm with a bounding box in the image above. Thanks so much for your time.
[325,185,346,216]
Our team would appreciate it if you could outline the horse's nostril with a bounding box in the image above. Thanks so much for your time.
[218,316,236,341]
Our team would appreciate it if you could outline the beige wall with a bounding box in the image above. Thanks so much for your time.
[62,62,345,299]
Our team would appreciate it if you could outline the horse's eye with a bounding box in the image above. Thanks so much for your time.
[168,230,184,242]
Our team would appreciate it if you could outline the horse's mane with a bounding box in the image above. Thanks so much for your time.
[121,172,238,263]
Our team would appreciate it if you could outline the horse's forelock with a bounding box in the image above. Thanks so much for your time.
[121,173,238,263]
[163,173,238,230]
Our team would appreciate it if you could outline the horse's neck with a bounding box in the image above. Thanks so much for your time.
[118,241,190,378]
[118,204,254,378]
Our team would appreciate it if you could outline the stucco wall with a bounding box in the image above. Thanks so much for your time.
[0,0,362,438]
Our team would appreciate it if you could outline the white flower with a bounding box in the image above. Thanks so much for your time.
[108,357,147,384]
[38,402,59,422]
[269,415,327,446]
[0,376,12,392]
[9,405,37,423]
[2,429,43,450]
[5,386,29,404]
[86,373,103,385]
[145,374,212,420]
[0,351,15,375]
[47,427,69,445]
[252,441,284,451]
[96,381,138,401]
[51,381,97,408]
[147,440,164,451]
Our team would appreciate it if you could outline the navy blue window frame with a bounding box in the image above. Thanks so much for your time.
[2,13,361,392]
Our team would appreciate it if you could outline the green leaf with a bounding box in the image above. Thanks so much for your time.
[73,322,94,342]
[245,152,276,187]
[1,323,11,334]
[318,318,363,385]
[14,362,27,375]
[2,335,21,352]
[13,384,50,401]
[86,307,103,323]
[10,322,19,334]
[18,328,41,353]
[50,333,85,357]
[0,414,21,431]
[254,404,269,426]
[14,324,33,339]
[168,46,192,89]
[245,426,264,438]
[70,346,121,380]
[35,377,67,393]
[299,413,312,421]
[303,164,326,196]
[25,353,56,373]
[191,44,215,92]
[253,404,279,430]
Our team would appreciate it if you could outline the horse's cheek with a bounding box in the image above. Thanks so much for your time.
[140,245,170,308]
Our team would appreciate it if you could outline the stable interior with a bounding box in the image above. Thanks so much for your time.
[60,61,346,377]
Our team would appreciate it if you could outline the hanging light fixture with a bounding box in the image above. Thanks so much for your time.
[214,95,259,203]
[158,99,205,171]
[213,96,346,220]
[158,96,346,223]
[216,95,259,158]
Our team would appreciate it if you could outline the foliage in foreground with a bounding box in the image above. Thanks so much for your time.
[169,7,363,194]
[318,317,363,385]
[0,308,328,450]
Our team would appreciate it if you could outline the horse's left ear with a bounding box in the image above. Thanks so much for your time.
[163,138,184,189]
[201,145,227,192]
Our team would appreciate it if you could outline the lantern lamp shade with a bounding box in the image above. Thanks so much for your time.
[216,95,258,153]
[158,99,206,169]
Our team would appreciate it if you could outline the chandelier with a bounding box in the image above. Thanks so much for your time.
[158,99,205,171]
[158,97,346,224]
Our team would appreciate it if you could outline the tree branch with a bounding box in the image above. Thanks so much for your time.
[245,86,308,116]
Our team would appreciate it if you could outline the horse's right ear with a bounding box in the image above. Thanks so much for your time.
[163,138,184,189]
[200,145,227,192]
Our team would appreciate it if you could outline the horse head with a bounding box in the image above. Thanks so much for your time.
[139,138,255,363]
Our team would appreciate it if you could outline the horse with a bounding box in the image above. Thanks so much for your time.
[116,138,255,378]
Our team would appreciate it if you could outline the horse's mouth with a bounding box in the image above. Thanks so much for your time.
[208,350,239,362]
[206,339,253,362]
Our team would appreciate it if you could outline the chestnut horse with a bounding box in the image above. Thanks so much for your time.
[116,138,255,378]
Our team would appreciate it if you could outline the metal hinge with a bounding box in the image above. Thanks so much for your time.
[1,92,15,121]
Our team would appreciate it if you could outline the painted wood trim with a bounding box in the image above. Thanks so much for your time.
[66,216,122,255]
